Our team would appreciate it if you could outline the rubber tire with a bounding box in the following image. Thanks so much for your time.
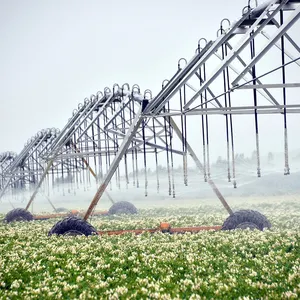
[4,208,34,223]
[48,216,98,236]
[107,201,138,215]
[222,209,271,231]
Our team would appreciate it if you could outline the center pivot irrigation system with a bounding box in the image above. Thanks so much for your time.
[1,0,300,235]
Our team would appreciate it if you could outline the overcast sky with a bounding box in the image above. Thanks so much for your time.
[0,0,246,151]
[1,0,299,168]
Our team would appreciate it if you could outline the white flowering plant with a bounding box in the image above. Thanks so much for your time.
[0,199,299,299]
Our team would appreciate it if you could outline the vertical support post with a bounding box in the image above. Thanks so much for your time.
[152,118,160,193]
[224,42,237,188]
[167,101,176,198]
[280,10,290,175]
[249,29,261,178]
[221,41,232,183]
[163,109,172,196]
[199,68,207,183]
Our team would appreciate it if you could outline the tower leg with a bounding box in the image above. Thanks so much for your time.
[83,106,144,221]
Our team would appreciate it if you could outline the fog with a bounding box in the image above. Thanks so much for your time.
[1,152,300,215]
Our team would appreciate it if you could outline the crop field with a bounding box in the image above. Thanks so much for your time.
[2,0,300,299]
[0,198,300,299]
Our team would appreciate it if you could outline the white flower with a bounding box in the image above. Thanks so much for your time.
[10,280,20,289]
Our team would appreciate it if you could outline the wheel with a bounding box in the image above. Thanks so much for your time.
[222,209,271,231]
[55,207,69,213]
[48,216,98,236]
[4,208,34,223]
[107,201,138,215]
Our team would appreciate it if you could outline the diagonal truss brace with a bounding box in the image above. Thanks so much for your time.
[184,0,286,110]
[83,105,144,220]
[83,104,233,221]
[232,4,300,86]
